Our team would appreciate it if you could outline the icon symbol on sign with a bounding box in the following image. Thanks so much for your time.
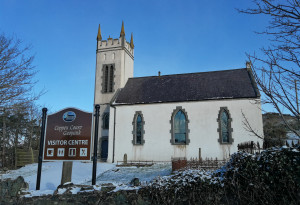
[80,148,87,157]
[57,148,65,157]
[47,148,54,157]
[68,148,76,157]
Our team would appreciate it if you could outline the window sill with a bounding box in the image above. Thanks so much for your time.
[219,142,233,145]
[101,91,115,94]
[172,143,187,145]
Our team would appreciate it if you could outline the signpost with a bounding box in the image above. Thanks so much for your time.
[36,108,47,190]
[92,105,100,185]
[36,107,93,189]
[43,108,92,161]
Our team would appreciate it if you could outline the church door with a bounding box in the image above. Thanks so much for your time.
[101,139,108,161]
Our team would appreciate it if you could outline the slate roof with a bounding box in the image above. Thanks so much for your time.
[114,68,259,105]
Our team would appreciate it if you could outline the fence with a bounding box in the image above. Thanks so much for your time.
[16,148,39,167]
[238,140,300,154]
[172,157,227,171]
[237,141,262,154]
[116,160,154,167]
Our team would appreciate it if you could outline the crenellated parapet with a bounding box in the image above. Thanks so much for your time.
[96,22,134,58]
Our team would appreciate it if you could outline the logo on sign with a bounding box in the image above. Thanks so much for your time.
[63,111,76,122]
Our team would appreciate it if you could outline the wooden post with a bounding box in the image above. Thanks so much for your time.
[30,147,34,164]
[123,154,127,164]
[61,161,73,185]
[198,148,202,161]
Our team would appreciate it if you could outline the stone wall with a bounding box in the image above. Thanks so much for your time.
[19,189,151,205]
[0,177,151,205]
[0,176,28,204]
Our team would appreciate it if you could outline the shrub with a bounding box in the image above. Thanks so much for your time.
[147,146,300,204]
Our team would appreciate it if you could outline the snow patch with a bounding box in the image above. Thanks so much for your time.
[57,188,67,195]
[70,187,81,194]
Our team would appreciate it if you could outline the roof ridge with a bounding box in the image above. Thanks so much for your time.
[129,68,247,80]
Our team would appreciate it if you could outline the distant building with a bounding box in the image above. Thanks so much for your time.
[94,22,264,162]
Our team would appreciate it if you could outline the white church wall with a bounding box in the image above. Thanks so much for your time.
[107,98,263,163]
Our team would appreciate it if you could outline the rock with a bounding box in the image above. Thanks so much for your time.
[57,182,74,189]
[101,183,116,192]
[80,185,95,191]
[101,183,114,187]
[0,176,28,204]
[54,184,98,195]
[130,178,140,186]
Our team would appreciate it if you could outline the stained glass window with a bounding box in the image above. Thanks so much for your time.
[174,110,186,143]
[136,115,142,144]
[221,110,229,143]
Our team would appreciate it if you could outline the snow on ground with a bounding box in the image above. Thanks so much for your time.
[97,163,171,185]
[1,161,115,191]
[0,161,171,196]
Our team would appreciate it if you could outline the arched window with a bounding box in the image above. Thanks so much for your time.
[132,111,145,145]
[221,110,229,143]
[174,110,186,143]
[170,106,190,145]
[136,115,142,144]
[102,113,109,129]
[217,107,233,144]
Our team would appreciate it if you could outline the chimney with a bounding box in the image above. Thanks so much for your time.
[246,61,251,69]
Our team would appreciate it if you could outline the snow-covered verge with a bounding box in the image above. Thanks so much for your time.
[146,146,300,205]
[0,161,171,197]
[1,147,299,204]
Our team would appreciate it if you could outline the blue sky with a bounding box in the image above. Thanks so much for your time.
[0,0,271,113]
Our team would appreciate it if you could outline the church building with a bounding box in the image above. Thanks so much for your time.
[94,23,264,163]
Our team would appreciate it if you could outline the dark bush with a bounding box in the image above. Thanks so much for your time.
[147,146,300,204]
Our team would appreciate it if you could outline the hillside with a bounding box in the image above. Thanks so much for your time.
[262,113,300,146]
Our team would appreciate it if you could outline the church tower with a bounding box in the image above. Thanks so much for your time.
[94,22,134,161]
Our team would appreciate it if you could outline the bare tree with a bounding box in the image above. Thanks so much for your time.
[0,33,42,168]
[0,33,40,108]
[239,0,300,136]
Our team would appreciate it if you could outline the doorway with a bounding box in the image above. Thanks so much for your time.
[101,138,108,161]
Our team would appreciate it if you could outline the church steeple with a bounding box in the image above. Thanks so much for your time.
[120,21,125,37]
[130,33,134,49]
[97,24,102,41]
